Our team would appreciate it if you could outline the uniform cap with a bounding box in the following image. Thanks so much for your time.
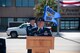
[37,18,44,22]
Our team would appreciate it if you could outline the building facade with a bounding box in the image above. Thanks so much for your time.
[0,0,38,30]
[0,0,80,31]
[60,6,80,31]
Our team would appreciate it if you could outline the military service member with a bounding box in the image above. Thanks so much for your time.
[30,18,52,36]
[26,18,37,36]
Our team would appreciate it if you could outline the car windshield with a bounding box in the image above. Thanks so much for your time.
[19,24,28,28]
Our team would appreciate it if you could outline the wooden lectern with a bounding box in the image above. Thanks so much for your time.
[26,36,54,53]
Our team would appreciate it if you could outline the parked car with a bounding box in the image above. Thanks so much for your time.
[6,23,30,38]
[6,23,53,38]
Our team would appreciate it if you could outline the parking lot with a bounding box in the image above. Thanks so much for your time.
[0,32,80,53]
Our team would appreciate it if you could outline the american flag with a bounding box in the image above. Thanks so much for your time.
[60,0,80,7]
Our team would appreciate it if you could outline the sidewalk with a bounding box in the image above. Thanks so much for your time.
[53,32,80,43]
[5,32,80,53]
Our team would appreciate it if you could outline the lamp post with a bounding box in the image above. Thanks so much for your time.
[46,0,48,5]
[56,0,60,36]
[46,0,60,36]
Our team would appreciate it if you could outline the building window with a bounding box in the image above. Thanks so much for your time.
[17,18,29,22]
[23,0,28,6]
[16,0,22,6]
[0,18,8,30]
[14,18,17,21]
[16,0,35,7]
[0,0,12,7]
[61,18,79,30]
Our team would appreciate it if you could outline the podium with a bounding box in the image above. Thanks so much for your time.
[26,36,54,53]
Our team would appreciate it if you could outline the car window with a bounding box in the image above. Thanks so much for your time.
[19,24,27,28]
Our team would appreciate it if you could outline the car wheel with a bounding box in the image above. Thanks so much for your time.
[10,32,18,38]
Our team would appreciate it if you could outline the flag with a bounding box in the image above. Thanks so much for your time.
[43,5,61,25]
[60,0,80,7]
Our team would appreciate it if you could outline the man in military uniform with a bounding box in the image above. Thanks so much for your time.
[26,18,37,36]
[30,18,52,36]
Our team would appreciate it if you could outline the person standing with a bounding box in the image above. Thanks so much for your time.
[26,18,37,36]
[30,18,52,36]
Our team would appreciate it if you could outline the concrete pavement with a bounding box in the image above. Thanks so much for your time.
[6,36,80,53]
[0,32,80,53]
[0,32,7,37]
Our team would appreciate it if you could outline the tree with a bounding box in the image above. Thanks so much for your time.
[34,0,60,32]
[34,0,57,18]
